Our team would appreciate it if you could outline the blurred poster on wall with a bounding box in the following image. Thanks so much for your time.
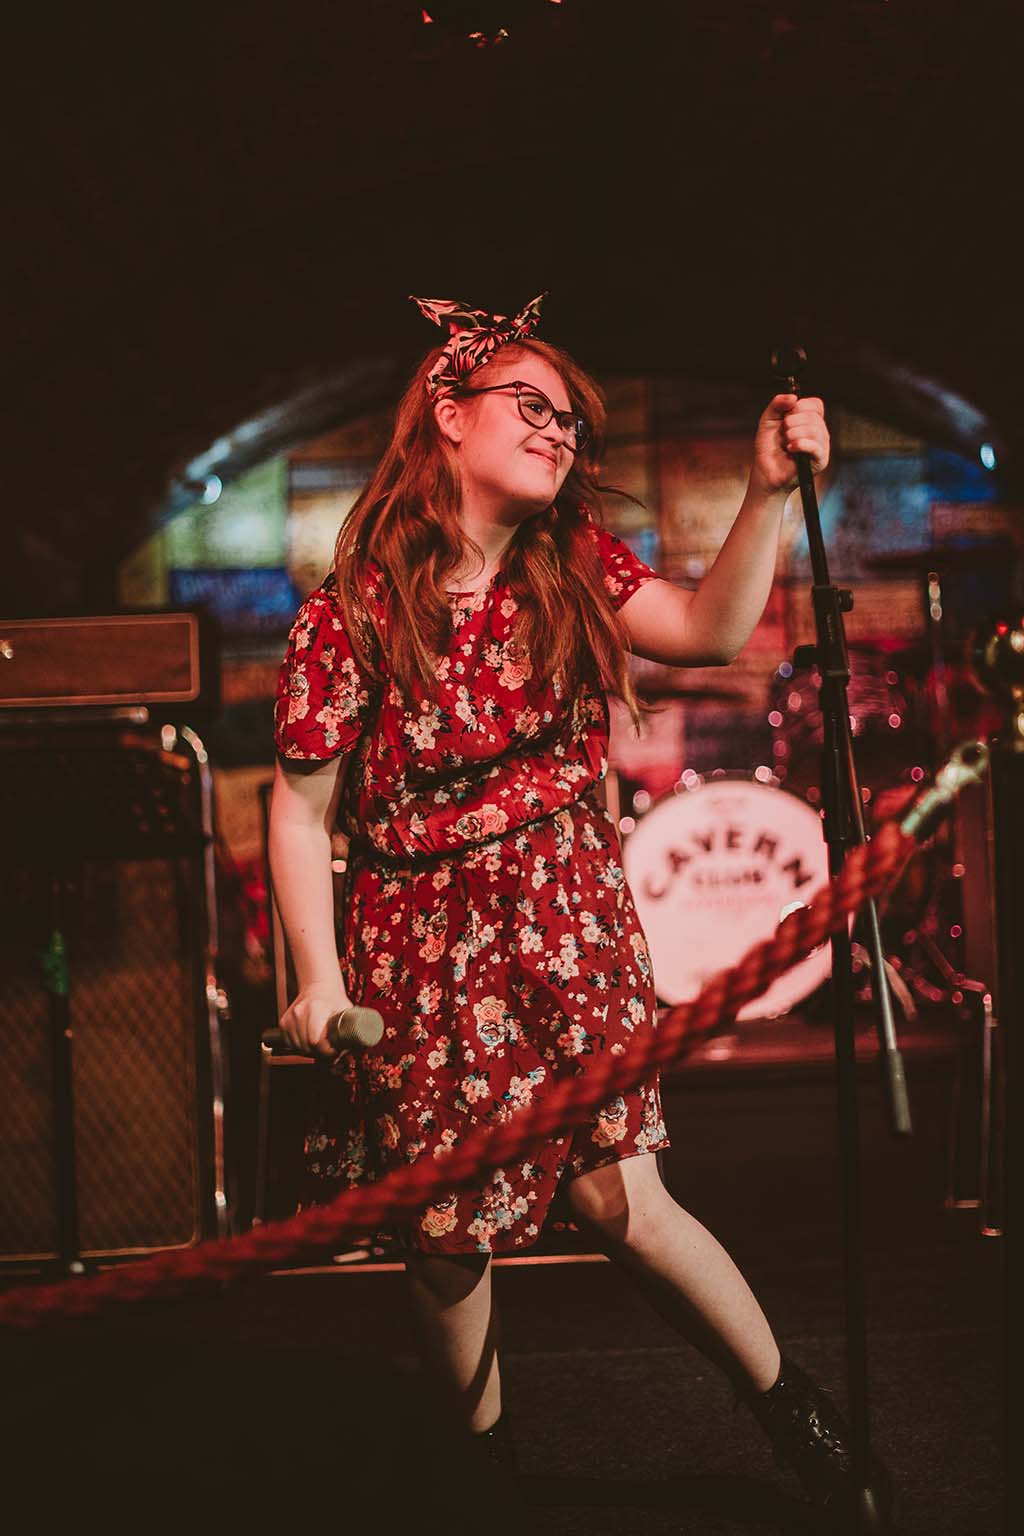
[788,455,932,581]
[785,578,924,649]
[930,502,1022,544]
[833,408,923,457]
[658,437,751,584]
[286,437,380,595]
[608,695,686,797]
[600,379,660,567]
[169,567,299,636]
[287,486,363,597]
[166,459,288,570]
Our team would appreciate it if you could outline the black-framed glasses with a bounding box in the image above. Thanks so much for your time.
[458,380,591,453]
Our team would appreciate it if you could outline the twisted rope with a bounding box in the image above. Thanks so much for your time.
[0,821,912,1331]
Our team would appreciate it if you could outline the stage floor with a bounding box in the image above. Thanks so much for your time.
[1,1002,1004,1534]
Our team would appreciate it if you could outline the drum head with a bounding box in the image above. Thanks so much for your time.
[622,776,832,1020]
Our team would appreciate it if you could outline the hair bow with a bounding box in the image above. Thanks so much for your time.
[409,292,547,398]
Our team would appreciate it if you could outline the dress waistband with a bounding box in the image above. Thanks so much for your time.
[347,790,598,874]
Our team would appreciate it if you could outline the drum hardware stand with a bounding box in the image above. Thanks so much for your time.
[940,981,996,1218]
[894,919,964,1007]
[925,569,952,761]
[893,561,972,1005]
[849,942,917,1030]
[976,989,1004,1239]
[881,918,993,1216]
[966,611,1023,1239]
[773,346,911,1532]
[881,602,1013,1236]
[176,722,235,1240]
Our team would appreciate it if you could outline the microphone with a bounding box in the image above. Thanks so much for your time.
[769,344,808,394]
[262,1006,385,1056]
[899,740,989,843]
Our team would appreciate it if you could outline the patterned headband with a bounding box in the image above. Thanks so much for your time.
[409,292,547,398]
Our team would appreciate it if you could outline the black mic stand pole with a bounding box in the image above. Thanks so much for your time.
[772,346,910,1532]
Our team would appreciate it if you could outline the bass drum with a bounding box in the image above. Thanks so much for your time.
[622,772,833,1021]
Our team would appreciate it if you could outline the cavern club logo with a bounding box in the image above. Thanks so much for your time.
[638,816,816,898]
[622,778,832,1019]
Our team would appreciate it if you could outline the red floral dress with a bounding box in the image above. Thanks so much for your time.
[273,508,670,1254]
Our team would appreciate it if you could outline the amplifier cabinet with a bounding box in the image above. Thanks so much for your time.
[0,611,216,713]
[0,725,229,1267]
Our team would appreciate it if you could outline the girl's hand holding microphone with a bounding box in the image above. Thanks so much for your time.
[266,983,385,1057]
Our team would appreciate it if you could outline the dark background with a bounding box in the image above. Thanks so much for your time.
[3,0,1021,614]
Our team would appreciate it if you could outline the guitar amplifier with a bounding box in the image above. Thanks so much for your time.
[0,717,229,1267]
[0,611,218,714]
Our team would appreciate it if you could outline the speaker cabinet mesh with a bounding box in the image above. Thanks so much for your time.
[0,937,55,1258]
[0,729,220,1265]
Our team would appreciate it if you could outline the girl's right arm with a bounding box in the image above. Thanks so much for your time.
[267,754,355,1056]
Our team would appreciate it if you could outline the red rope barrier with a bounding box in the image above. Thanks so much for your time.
[0,821,913,1330]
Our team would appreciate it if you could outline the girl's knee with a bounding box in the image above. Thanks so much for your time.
[565,1157,670,1245]
[566,1168,627,1230]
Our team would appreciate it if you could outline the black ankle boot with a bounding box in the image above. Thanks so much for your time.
[472,1411,518,1474]
[745,1357,892,1516]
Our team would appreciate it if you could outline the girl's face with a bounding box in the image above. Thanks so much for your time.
[435,353,579,521]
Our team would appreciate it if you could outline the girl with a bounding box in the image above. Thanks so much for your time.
[269,293,871,1510]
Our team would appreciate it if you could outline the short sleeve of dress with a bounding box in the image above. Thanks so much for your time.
[273,577,377,766]
[581,508,660,611]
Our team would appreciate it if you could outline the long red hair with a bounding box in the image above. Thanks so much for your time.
[333,338,645,726]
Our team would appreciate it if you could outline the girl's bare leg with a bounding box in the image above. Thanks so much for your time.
[566,1152,782,1394]
[404,1250,502,1432]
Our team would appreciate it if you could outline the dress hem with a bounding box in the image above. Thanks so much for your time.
[397,1137,673,1257]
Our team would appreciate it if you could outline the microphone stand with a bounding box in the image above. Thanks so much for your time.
[772,346,909,1532]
